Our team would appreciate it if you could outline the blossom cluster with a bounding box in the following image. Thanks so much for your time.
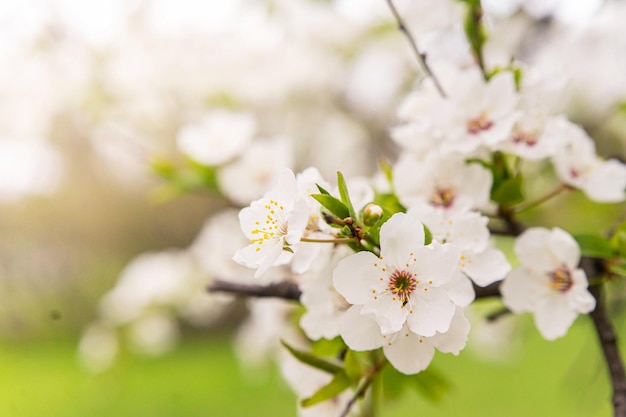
[72,0,626,415]
[227,5,626,382]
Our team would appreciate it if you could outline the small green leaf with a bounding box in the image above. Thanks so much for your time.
[374,193,406,215]
[379,158,394,184]
[311,194,350,219]
[311,337,346,357]
[344,350,363,382]
[337,171,357,220]
[574,234,615,259]
[463,2,488,74]
[491,175,524,205]
[610,221,626,258]
[379,365,450,403]
[615,231,626,258]
[410,366,451,402]
[301,371,351,408]
[316,184,331,195]
[424,225,433,245]
[281,340,342,375]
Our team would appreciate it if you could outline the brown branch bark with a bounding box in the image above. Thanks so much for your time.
[207,279,301,301]
[584,258,626,417]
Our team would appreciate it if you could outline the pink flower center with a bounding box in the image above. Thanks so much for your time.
[511,127,538,147]
[430,186,456,208]
[548,265,573,293]
[467,113,493,135]
[388,269,417,306]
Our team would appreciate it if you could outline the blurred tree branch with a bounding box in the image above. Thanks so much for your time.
[584,258,626,417]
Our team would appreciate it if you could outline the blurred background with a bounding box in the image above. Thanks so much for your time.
[1,0,625,416]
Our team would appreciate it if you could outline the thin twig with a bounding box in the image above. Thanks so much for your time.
[512,183,570,213]
[486,306,510,322]
[385,0,447,97]
[300,237,358,244]
[340,359,387,417]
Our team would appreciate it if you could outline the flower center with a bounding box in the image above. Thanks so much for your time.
[511,126,538,147]
[467,113,493,135]
[250,199,287,251]
[430,186,456,208]
[388,269,417,306]
[548,265,573,293]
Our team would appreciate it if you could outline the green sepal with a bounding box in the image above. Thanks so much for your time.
[311,194,350,220]
[300,371,351,408]
[281,340,342,375]
[574,234,615,259]
[337,171,357,220]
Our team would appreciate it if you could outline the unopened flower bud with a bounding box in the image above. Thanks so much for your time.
[362,203,383,226]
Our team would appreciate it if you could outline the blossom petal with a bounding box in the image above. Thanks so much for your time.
[361,294,409,335]
[514,228,579,272]
[339,306,385,351]
[500,267,549,313]
[383,329,435,375]
[411,242,459,287]
[267,168,298,204]
[444,271,475,307]
[333,251,382,305]
[463,247,511,287]
[547,228,581,270]
[406,287,455,337]
[429,307,470,355]
[534,296,578,340]
[379,213,425,268]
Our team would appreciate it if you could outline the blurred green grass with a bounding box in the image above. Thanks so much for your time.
[0,313,619,417]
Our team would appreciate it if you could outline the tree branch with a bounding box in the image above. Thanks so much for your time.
[207,279,301,301]
[385,0,447,97]
[474,281,501,299]
[584,258,626,417]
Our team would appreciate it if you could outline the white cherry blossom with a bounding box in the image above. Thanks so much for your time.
[496,114,567,160]
[550,119,626,203]
[394,66,519,156]
[233,168,309,278]
[408,204,511,288]
[218,137,294,205]
[176,110,255,166]
[393,153,493,213]
[333,212,460,336]
[500,227,596,340]
[438,69,520,154]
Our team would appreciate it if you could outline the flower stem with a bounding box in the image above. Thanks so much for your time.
[512,183,570,213]
[340,358,388,417]
[300,237,358,244]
